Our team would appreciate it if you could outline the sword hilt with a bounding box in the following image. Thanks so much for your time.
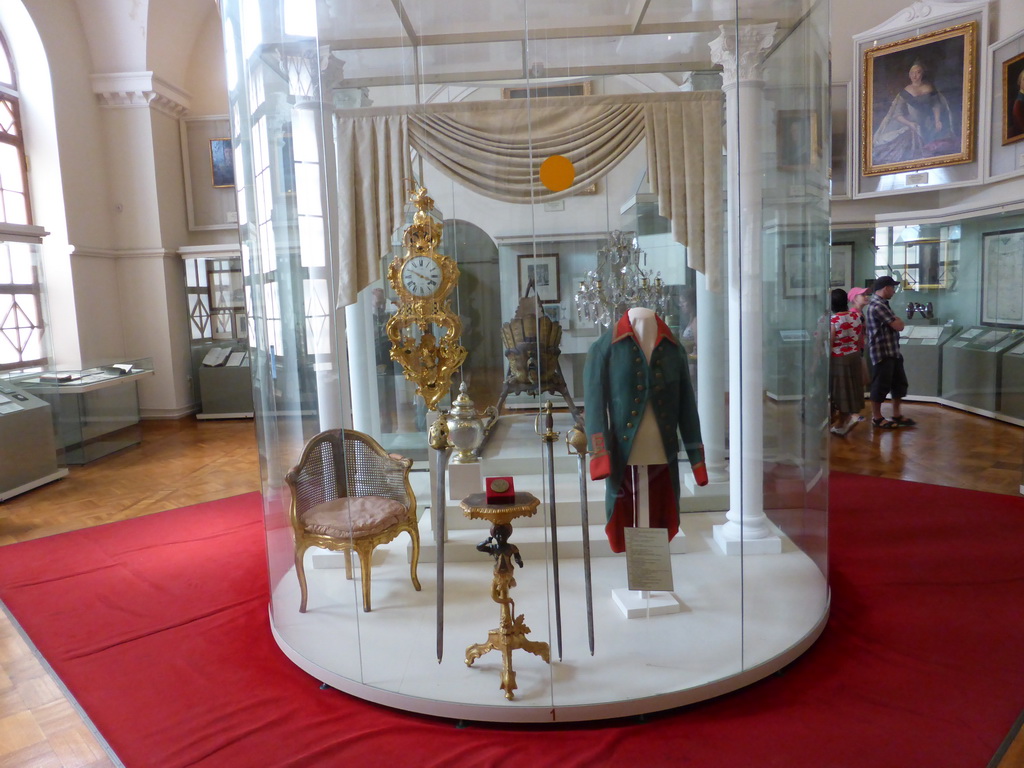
[534,400,559,443]
[566,425,588,457]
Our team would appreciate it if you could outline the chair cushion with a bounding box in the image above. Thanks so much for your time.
[301,496,408,539]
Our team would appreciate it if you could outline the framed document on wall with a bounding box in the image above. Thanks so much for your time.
[830,242,855,288]
[981,229,1024,327]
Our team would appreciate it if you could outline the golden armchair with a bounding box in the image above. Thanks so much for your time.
[284,428,421,613]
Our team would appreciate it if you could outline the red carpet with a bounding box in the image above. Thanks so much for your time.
[0,476,1023,768]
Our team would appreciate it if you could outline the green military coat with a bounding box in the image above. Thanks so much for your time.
[584,312,706,546]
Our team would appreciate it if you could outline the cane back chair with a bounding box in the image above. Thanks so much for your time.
[284,428,421,612]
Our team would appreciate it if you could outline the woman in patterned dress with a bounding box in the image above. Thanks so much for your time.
[829,287,865,436]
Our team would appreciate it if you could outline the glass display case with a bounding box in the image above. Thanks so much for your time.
[182,246,254,419]
[941,327,1024,413]
[5,357,155,464]
[835,212,1024,422]
[0,379,67,500]
[220,0,830,721]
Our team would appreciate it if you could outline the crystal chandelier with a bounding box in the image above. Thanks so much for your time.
[574,230,669,328]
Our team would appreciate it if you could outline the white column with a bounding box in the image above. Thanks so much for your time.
[709,25,782,556]
[695,270,727,483]
[90,73,195,416]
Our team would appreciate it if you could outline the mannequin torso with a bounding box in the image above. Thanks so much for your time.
[626,308,669,466]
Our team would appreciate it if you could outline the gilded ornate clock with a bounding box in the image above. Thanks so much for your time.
[385,185,467,412]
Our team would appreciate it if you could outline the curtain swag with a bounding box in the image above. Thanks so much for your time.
[334,92,724,307]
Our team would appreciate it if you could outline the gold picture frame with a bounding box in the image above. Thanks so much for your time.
[1001,51,1024,146]
[862,22,978,177]
[210,138,235,188]
[901,239,950,290]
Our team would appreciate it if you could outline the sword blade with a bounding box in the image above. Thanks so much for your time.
[546,438,563,661]
[577,453,595,655]
[434,445,447,663]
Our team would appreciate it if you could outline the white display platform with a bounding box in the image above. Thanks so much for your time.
[269,510,829,723]
[612,588,682,618]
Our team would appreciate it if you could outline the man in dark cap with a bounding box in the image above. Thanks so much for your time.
[863,275,916,428]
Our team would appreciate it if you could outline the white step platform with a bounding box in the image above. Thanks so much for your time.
[269,509,828,723]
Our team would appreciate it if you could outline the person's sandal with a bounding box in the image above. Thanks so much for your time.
[891,415,917,427]
[871,417,898,429]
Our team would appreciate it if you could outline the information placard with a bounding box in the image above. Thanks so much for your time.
[624,527,674,592]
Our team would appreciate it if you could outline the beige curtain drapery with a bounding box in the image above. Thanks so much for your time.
[334,92,724,307]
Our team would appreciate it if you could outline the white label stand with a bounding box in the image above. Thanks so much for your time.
[612,466,682,619]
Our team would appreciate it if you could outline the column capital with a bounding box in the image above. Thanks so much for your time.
[90,72,191,118]
[708,23,778,87]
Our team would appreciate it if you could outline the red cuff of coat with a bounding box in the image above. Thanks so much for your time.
[589,432,610,480]
[691,462,708,487]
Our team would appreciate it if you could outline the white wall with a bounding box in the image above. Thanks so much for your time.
[12,0,235,416]
[831,0,1024,227]
[24,1,116,251]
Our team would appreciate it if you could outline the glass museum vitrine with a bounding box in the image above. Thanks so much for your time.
[219,0,831,721]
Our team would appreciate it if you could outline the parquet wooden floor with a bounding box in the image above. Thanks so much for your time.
[0,407,1020,767]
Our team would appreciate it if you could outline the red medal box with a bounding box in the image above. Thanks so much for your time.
[485,476,515,504]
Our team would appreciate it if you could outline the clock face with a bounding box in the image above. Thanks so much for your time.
[401,256,443,298]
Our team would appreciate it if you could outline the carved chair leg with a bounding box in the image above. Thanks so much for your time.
[408,527,421,591]
[344,549,353,580]
[295,542,310,613]
[358,547,373,612]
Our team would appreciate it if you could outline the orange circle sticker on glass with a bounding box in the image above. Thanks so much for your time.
[539,155,575,192]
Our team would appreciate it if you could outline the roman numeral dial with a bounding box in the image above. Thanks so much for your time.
[401,256,443,298]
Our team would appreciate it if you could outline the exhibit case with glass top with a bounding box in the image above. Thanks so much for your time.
[181,246,255,419]
[220,0,831,721]
[0,379,67,501]
[1001,343,1024,421]
[5,358,155,464]
[941,327,1024,413]
[899,321,961,398]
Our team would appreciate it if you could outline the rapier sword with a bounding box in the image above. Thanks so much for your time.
[428,415,450,663]
[535,400,563,661]
[566,424,595,655]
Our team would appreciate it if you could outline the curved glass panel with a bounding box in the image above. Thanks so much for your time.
[221,0,830,721]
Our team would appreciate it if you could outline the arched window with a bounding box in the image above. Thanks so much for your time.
[0,28,43,371]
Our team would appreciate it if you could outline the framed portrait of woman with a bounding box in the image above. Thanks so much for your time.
[861,22,978,177]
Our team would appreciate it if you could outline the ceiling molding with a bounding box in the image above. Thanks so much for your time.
[90,72,191,116]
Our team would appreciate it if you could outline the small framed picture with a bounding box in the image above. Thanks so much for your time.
[906,239,947,290]
[211,312,234,340]
[210,138,235,188]
[777,110,821,171]
[502,81,592,100]
[782,244,817,299]
[1001,50,1024,146]
[517,253,560,303]
[830,242,855,288]
[542,304,561,324]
